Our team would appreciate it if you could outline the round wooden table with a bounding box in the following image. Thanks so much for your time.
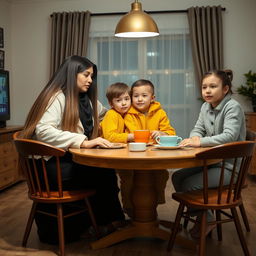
[69,145,217,249]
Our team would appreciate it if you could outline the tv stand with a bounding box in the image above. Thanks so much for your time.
[0,126,23,190]
[0,121,6,128]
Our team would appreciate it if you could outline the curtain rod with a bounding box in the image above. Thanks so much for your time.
[90,8,226,16]
[50,8,226,17]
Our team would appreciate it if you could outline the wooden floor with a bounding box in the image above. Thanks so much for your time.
[0,172,256,256]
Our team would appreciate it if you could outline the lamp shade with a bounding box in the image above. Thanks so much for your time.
[115,1,159,38]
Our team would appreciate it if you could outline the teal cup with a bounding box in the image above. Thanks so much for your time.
[155,135,182,146]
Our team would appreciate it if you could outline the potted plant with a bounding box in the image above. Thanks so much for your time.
[237,70,256,112]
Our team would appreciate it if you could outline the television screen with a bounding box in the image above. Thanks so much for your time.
[0,70,10,128]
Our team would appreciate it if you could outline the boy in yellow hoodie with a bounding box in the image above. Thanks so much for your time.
[125,79,175,139]
[101,82,135,217]
[101,82,134,143]
[123,79,176,216]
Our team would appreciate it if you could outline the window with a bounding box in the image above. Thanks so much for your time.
[88,14,201,138]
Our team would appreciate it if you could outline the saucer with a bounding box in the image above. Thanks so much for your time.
[153,144,183,150]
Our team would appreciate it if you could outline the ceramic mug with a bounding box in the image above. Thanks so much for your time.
[134,130,150,143]
[129,142,146,152]
[155,135,182,146]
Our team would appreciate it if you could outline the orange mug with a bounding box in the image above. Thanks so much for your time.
[134,130,150,143]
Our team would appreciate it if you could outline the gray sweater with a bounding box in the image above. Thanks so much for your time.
[190,93,246,147]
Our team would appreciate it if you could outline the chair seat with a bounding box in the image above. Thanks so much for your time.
[29,189,96,203]
[172,190,242,210]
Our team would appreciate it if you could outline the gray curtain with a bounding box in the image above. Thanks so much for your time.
[187,6,223,88]
[50,11,91,76]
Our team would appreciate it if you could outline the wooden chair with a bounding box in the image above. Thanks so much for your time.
[167,141,255,256]
[182,131,256,232]
[13,134,99,256]
[237,129,256,232]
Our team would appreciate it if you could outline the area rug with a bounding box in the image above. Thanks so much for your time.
[0,238,57,256]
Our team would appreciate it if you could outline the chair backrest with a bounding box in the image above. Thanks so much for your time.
[13,137,66,199]
[246,129,256,141]
[195,141,255,205]
[245,129,256,175]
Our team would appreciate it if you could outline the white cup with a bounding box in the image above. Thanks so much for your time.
[129,142,146,152]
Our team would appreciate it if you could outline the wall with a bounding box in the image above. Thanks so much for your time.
[0,0,11,69]
[1,0,256,125]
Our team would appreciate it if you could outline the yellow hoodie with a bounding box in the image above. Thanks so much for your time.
[100,109,128,143]
[124,101,176,135]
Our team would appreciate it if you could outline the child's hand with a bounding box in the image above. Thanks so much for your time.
[179,136,201,147]
[127,133,134,142]
[150,130,167,140]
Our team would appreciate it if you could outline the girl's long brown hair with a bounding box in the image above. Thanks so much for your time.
[20,55,99,139]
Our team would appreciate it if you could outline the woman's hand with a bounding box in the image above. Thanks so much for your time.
[81,137,113,148]
[179,136,201,147]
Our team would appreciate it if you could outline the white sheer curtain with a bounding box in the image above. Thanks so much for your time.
[88,14,201,138]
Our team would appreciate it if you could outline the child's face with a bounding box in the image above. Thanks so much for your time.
[132,85,155,113]
[111,92,131,115]
[202,74,229,108]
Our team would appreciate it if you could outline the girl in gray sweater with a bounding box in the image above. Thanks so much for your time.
[172,69,246,238]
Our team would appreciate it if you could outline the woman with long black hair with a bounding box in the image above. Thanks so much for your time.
[20,55,124,243]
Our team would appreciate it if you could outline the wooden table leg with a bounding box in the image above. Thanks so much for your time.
[91,170,196,250]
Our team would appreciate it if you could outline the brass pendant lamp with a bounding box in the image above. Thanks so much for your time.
[115,0,159,38]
